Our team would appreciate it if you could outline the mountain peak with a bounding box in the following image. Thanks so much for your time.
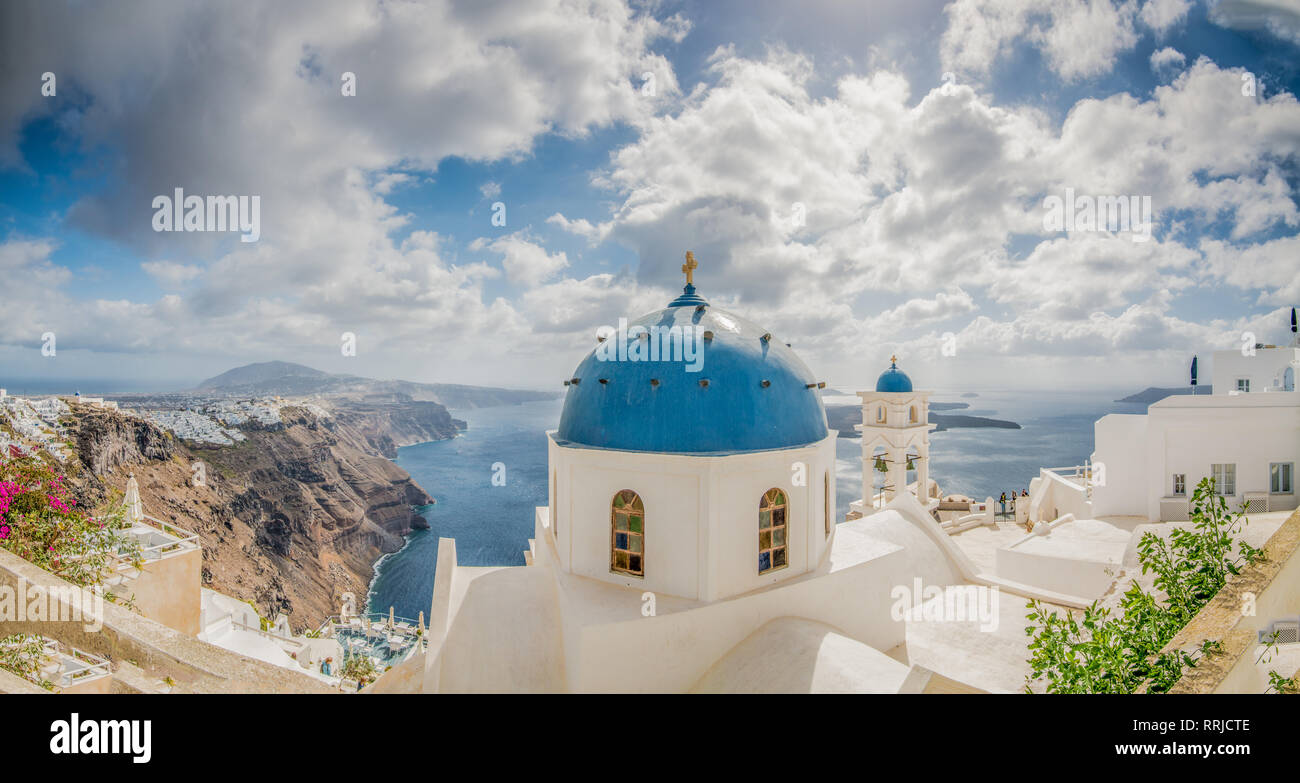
[195,361,334,391]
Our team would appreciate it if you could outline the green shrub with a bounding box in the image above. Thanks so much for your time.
[0,634,55,690]
[340,653,378,685]
[1025,477,1263,693]
[0,447,142,589]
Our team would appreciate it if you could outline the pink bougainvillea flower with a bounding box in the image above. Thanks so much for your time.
[0,525,9,540]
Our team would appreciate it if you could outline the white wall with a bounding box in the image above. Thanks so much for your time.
[1093,395,1300,520]
[1026,468,1093,524]
[1090,414,1148,518]
[548,434,837,602]
[1211,347,1300,393]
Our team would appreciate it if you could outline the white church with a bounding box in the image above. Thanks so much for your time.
[390,256,1106,695]
[364,260,1300,694]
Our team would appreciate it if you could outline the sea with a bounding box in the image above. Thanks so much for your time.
[365,388,1148,618]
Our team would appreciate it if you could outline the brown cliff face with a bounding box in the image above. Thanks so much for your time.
[64,400,461,631]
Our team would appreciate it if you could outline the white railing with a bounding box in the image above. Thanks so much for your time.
[105,515,201,578]
[2,636,112,689]
[1044,465,1092,485]
[229,618,306,651]
[50,643,113,688]
[139,514,200,556]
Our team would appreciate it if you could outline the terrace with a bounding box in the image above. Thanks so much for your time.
[317,610,427,672]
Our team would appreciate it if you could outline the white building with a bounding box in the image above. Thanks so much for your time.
[1091,312,1300,521]
[402,259,1086,694]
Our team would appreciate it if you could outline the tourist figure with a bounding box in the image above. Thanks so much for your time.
[999,492,1006,515]
[321,657,332,676]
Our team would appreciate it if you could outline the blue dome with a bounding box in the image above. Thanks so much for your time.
[875,359,913,393]
[555,288,828,454]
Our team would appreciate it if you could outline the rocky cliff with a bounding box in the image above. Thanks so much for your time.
[63,399,462,630]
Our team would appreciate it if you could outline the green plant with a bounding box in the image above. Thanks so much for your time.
[1265,670,1298,694]
[1025,477,1263,693]
[340,653,378,685]
[0,634,55,691]
[1257,631,1299,694]
[0,447,142,590]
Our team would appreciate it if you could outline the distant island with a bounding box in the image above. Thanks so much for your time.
[191,360,559,408]
[825,404,1020,436]
[961,392,979,398]
[929,413,1020,431]
[1115,386,1211,404]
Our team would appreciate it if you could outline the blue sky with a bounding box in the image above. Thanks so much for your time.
[0,0,1297,392]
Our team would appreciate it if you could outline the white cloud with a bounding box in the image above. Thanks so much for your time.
[373,172,414,195]
[547,212,607,243]
[1200,234,1300,304]
[1149,46,1186,73]
[473,233,570,287]
[575,47,1300,383]
[141,260,202,288]
[1210,0,1300,43]
[0,0,687,383]
[1140,0,1192,34]
[941,0,1141,82]
[0,3,1296,391]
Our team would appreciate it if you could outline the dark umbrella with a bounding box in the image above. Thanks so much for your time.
[1190,356,1198,394]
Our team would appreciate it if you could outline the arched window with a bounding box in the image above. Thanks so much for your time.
[909,405,918,423]
[876,405,886,423]
[759,488,788,573]
[610,490,644,577]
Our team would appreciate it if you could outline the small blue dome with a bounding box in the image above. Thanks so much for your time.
[555,287,828,454]
[875,358,912,393]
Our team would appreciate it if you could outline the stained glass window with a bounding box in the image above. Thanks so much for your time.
[611,489,644,577]
[759,488,788,574]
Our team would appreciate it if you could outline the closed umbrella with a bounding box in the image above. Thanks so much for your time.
[124,473,144,524]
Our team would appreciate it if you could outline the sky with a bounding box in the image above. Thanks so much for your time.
[0,0,1298,394]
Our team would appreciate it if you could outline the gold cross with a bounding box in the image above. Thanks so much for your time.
[890,354,898,364]
[682,251,698,285]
